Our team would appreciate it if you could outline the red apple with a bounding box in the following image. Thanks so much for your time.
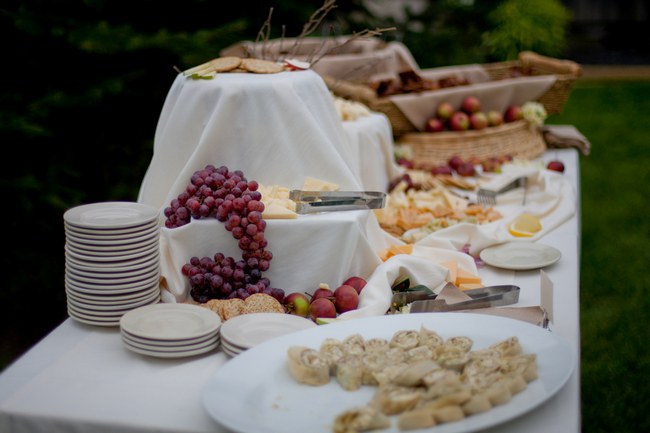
[448,111,470,131]
[504,105,523,122]
[431,165,453,175]
[456,162,476,177]
[309,297,337,321]
[310,286,334,302]
[436,101,455,120]
[486,110,504,127]
[333,285,359,313]
[546,160,565,173]
[342,276,367,294]
[284,292,310,317]
[461,96,481,114]
[469,112,488,130]
[424,117,445,132]
[448,155,464,171]
[481,157,501,173]
[396,158,414,169]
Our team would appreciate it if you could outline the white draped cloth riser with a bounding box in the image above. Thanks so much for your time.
[138,69,363,211]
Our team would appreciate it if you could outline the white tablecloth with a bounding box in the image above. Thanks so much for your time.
[0,149,582,433]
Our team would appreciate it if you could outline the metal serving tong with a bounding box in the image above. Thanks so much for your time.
[289,190,386,214]
[408,284,520,313]
[476,176,528,206]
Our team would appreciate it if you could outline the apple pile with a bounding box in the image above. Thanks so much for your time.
[428,154,514,177]
[283,276,367,322]
[424,96,523,133]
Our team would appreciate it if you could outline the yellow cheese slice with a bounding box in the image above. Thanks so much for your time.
[262,202,298,219]
[302,177,339,192]
[458,282,485,291]
[440,260,458,284]
[456,268,482,285]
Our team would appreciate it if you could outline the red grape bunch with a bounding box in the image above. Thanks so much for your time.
[163,164,284,304]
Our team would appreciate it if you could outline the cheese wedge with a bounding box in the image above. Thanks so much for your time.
[262,202,298,219]
[456,268,482,285]
[302,177,339,192]
[458,283,485,291]
[379,244,414,261]
[441,260,458,284]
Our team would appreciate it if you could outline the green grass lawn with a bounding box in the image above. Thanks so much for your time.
[547,80,650,433]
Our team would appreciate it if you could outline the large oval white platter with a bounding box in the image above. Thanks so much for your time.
[202,313,575,433]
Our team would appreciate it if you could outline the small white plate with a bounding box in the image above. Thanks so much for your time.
[64,201,159,229]
[120,303,222,341]
[65,262,159,279]
[480,242,562,270]
[220,313,316,350]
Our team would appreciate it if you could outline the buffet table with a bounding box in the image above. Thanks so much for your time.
[0,148,581,433]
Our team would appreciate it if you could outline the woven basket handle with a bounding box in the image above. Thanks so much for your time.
[518,51,582,77]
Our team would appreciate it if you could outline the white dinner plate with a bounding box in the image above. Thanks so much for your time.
[480,242,562,270]
[220,337,248,354]
[121,327,219,347]
[120,303,222,341]
[64,239,159,257]
[64,250,159,269]
[121,336,220,359]
[219,312,317,350]
[64,275,160,294]
[65,231,159,249]
[66,289,160,311]
[121,333,220,352]
[64,201,159,229]
[65,266,159,285]
[65,284,160,304]
[64,220,159,237]
[65,244,159,262]
[67,308,122,327]
[65,262,160,279]
[202,313,575,433]
[220,343,242,358]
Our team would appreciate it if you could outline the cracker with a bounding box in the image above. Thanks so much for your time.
[211,56,243,72]
[241,58,284,74]
[243,293,286,314]
[221,298,245,320]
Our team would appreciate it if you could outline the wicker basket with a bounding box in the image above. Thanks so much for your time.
[397,120,547,166]
[325,51,582,137]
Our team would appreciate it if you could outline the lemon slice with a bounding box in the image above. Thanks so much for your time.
[508,213,542,237]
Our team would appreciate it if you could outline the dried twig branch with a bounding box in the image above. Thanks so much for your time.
[289,0,338,58]
[310,27,396,68]
[255,7,274,60]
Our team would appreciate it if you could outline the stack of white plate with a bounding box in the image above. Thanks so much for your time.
[120,303,221,358]
[63,201,161,327]
[220,313,317,357]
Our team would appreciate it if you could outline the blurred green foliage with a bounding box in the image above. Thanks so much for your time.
[482,0,572,60]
